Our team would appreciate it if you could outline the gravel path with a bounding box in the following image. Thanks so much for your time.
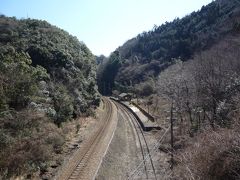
[96,101,171,180]
[55,98,118,180]
[96,107,140,179]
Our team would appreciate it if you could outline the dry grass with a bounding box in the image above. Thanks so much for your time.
[0,110,65,179]
[174,127,240,180]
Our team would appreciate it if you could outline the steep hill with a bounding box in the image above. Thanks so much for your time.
[98,0,240,94]
[0,16,99,178]
[0,15,100,120]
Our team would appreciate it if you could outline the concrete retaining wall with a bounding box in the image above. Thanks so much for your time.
[110,98,161,131]
[131,102,155,122]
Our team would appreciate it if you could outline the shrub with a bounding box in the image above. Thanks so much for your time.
[140,82,154,96]
[136,79,155,97]
[175,128,240,180]
[0,110,64,178]
[45,131,64,153]
[51,84,74,126]
[0,52,48,110]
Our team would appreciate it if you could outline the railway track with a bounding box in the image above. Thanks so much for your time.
[57,97,114,180]
[113,100,157,180]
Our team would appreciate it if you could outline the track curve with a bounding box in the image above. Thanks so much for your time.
[113,100,157,180]
[56,97,116,180]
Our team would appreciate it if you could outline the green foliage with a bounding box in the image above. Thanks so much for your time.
[138,81,155,97]
[0,52,47,110]
[114,0,240,90]
[52,85,74,126]
[0,15,99,178]
[95,55,106,65]
[0,129,12,149]
[0,15,99,122]
[97,51,121,95]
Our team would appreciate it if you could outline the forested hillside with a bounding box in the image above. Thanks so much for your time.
[0,15,99,178]
[97,0,240,95]
[155,34,240,180]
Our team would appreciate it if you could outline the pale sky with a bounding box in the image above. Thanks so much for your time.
[0,0,213,56]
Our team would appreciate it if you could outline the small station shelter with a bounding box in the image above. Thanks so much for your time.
[118,93,132,101]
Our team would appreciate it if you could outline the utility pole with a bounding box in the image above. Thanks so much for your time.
[103,82,106,95]
[170,102,174,171]
[136,93,139,104]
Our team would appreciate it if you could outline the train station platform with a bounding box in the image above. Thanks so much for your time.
[123,101,161,131]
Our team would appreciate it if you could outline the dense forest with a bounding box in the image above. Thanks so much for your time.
[97,0,240,95]
[0,16,99,178]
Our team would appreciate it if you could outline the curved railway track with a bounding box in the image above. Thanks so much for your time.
[57,97,114,180]
[113,100,157,180]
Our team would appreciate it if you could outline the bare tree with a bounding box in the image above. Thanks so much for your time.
[157,40,240,133]
[192,41,240,128]
[157,59,196,134]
